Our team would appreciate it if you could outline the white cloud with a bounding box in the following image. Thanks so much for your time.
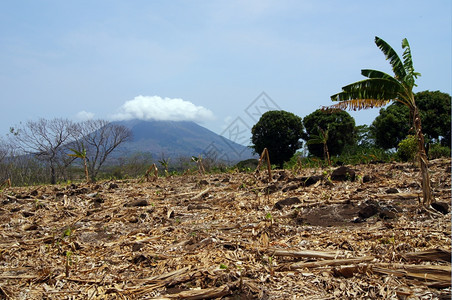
[112,95,215,122]
[75,110,95,121]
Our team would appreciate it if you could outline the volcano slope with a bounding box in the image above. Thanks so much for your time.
[0,158,450,299]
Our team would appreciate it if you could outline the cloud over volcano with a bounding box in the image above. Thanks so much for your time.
[112,95,215,122]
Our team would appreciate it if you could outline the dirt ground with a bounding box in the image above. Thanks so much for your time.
[0,158,450,299]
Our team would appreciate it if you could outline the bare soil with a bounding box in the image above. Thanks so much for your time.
[0,158,450,299]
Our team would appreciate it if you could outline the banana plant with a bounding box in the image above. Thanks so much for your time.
[307,126,331,166]
[328,36,432,205]
[158,157,170,177]
[68,145,90,182]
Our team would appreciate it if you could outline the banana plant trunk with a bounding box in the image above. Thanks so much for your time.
[412,106,433,206]
[83,157,90,182]
[323,142,331,166]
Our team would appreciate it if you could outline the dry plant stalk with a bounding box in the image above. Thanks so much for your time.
[142,163,158,182]
[295,156,303,174]
[195,155,205,175]
[0,178,11,189]
[255,148,272,181]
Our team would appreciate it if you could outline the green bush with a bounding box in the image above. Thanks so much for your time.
[397,135,418,162]
[334,148,394,165]
[284,147,396,170]
[428,143,451,159]
[235,159,259,171]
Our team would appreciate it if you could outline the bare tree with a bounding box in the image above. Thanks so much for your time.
[0,137,12,183]
[74,120,132,180]
[10,118,77,184]
[118,152,153,178]
[0,137,8,164]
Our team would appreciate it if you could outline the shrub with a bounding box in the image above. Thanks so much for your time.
[397,135,418,162]
[235,159,259,171]
[334,147,395,165]
[428,143,451,159]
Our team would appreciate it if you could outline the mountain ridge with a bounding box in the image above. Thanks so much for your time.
[112,119,256,163]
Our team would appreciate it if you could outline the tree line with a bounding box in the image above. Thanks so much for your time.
[0,92,449,188]
[1,119,132,186]
[251,89,450,170]
[252,101,451,207]
[251,36,451,207]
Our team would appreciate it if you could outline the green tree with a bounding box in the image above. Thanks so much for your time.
[372,91,451,149]
[328,36,433,205]
[371,102,411,149]
[416,91,451,147]
[355,125,376,149]
[251,110,304,168]
[302,109,355,157]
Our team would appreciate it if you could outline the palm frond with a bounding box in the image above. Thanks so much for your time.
[331,78,401,102]
[401,39,412,68]
[361,69,398,82]
[375,36,406,81]
[68,148,85,158]
[329,37,417,111]
[401,38,421,88]
[307,126,328,145]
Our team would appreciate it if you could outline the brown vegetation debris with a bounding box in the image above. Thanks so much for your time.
[0,159,450,299]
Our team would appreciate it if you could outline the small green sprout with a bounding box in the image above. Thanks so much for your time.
[65,250,75,277]
[62,227,72,238]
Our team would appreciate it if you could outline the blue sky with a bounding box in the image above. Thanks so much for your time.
[0,0,450,145]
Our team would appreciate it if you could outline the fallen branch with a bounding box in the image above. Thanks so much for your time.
[268,248,341,260]
[160,282,234,299]
[129,268,207,297]
[371,264,451,288]
[191,187,211,201]
[282,256,374,271]
[65,277,103,284]
[135,266,191,283]
[375,193,420,200]
[403,248,451,262]
[0,275,37,280]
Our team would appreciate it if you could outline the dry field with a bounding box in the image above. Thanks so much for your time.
[0,158,450,299]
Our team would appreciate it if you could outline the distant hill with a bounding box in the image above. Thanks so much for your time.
[111,119,257,163]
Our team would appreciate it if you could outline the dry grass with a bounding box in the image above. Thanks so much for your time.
[0,158,450,299]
